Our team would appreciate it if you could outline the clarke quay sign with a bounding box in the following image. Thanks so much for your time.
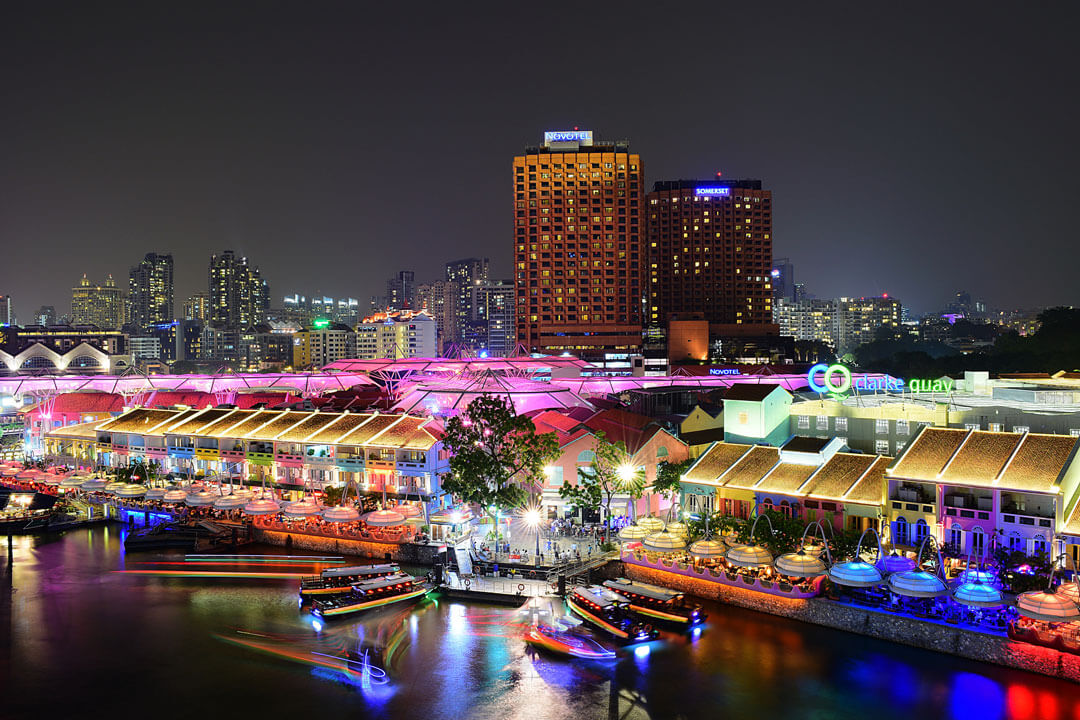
[806,363,953,396]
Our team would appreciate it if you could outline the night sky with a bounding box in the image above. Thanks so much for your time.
[2,3,1077,318]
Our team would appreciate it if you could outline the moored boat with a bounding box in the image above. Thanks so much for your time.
[311,572,430,619]
[524,623,617,660]
[566,585,659,642]
[299,563,400,599]
[602,578,706,628]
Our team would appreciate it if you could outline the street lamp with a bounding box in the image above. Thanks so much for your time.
[523,506,542,563]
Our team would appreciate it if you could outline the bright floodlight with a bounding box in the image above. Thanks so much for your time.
[617,464,636,482]
[523,508,542,527]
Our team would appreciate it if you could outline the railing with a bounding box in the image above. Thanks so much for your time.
[252,517,415,545]
[621,550,822,599]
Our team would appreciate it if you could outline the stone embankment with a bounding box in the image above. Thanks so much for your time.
[620,559,1080,684]
[253,527,446,565]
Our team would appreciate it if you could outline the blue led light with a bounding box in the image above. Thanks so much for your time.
[544,130,593,144]
[694,187,730,196]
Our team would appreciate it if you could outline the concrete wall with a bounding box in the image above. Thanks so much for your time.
[253,528,445,565]
[622,561,1080,684]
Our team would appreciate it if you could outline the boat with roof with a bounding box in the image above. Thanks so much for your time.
[602,578,706,629]
[566,585,659,642]
[524,621,617,660]
[299,563,400,599]
[310,572,431,619]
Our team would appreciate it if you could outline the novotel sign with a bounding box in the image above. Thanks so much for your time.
[544,130,593,146]
[694,187,731,197]
[708,368,741,376]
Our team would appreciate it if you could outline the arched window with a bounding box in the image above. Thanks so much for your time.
[1009,532,1023,551]
[971,527,986,556]
[894,517,910,546]
[656,446,669,458]
[914,519,929,545]
[70,355,102,369]
[780,500,791,518]
[21,356,57,369]
[577,450,596,463]
[1033,534,1047,557]
[948,523,963,551]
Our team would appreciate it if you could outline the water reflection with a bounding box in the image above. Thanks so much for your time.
[1,527,1078,720]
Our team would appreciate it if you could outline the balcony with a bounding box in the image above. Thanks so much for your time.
[1001,512,1054,530]
[247,451,273,467]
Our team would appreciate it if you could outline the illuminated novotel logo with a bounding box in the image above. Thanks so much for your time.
[709,368,741,376]
[544,130,593,145]
[694,187,731,196]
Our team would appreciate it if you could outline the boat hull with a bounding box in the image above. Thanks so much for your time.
[524,627,616,660]
[312,587,430,619]
[623,602,704,628]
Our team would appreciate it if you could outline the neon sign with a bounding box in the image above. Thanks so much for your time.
[708,368,741,376]
[544,130,593,145]
[694,187,730,196]
[807,363,903,395]
[908,377,954,393]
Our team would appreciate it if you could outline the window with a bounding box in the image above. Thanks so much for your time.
[894,517,910,546]
[972,527,986,556]
[1070,429,1080,437]
[834,417,847,432]
[798,416,809,430]
[546,466,564,487]
[1033,534,1047,556]
[816,415,828,430]
[1012,425,1030,434]
[1009,533,1023,551]
[988,423,1003,432]
[964,423,980,431]
[875,419,890,435]
[949,524,963,550]
[656,446,669,458]
[577,449,596,463]
[895,420,909,434]
[895,440,906,452]
[875,440,890,454]
[914,519,930,545]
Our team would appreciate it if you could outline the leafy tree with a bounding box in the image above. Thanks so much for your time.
[653,458,692,521]
[558,431,646,542]
[736,509,807,556]
[322,485,344,507]
[440,396,560,534]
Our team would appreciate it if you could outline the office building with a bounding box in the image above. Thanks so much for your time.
[774,298,839,348]
[33,306,57,326]
[646,179,774,331]
[356,309,436,359]
[292,322,358,369]
[771,258,795,303]
[278,294,360,327]
[0,295,12,325]
[472,280,515,356]
[209,250,269,331]
[416,280,459,353]
[72,274,126,330]
[514,130,644,359]
[128,253,174,330]
[183,292,210,322]
[129,336,163,362]
[446,257,489,342]
[385,271,416,311]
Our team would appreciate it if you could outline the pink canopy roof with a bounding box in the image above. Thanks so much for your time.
[322,356,591,376]
[0,372,374,399]
[391,374,594,416]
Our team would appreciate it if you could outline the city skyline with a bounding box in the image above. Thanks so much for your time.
[2,4,1078,318]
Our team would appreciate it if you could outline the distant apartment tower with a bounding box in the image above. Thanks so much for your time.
[446,257,489,342]
[774,298,838,348]
[835,296,902,352]
[771,258,795,303]
[646,179,773,331]
[72,274,126,330]
[416,280,458,353]
[514,130,644,359]
[292,322,358,369]
[128,253,174,330]
[0,295,12,325]
[385,271,416,311]
[356,309,437,359]
[209,250,269,331]
[473,280,515,356]
[183,292,210,322]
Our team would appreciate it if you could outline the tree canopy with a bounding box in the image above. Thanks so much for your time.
[440,395,560,521]
[559,431,646,541]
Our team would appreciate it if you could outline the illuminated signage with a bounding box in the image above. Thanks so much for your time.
[312,318,331,329]
[694,187,730,197]
[708,368,741,376]
[807,363,903,395]
[908,378,954,393]
[544,130,593,146]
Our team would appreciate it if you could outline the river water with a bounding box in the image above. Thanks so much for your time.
[1,526,1076,720]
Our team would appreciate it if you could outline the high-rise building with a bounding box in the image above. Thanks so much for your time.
[771,258,795,303]
[446,257,489,342]
[774,298,838,348]
[183,292,210,322]
[209,250,269,331]
[472,280,515,357]
[292,323,358,369]
[646,179,774,331]
[835,295,903,352]
[416,280,458,353]
[385,271,416,311]
[0,295,12,325]
[128,253,174,330]
[514,130,644,359]
[72,274,126,330]
[356,309,437,359]
[33,306,57,326]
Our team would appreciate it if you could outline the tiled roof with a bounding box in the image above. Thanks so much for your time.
[996,433,1079,493]
[166,408,236,436]
[888,427,968,481]
[99,408,197,435]
[844,457,892,505]
[45,418,111,440]
[724,384,784,402]
[243,411,312,440]
[940,431,1023,486]
[306,413,377,444]
[1063,498,1080,537]
[208,410,270,438]
[721,446,781,490]
[683,442,754,485]
[756,462,817,494]
[802,453,878,501]
[373,416,437,449]
[337,414,400,445]
[277,413,344,442]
